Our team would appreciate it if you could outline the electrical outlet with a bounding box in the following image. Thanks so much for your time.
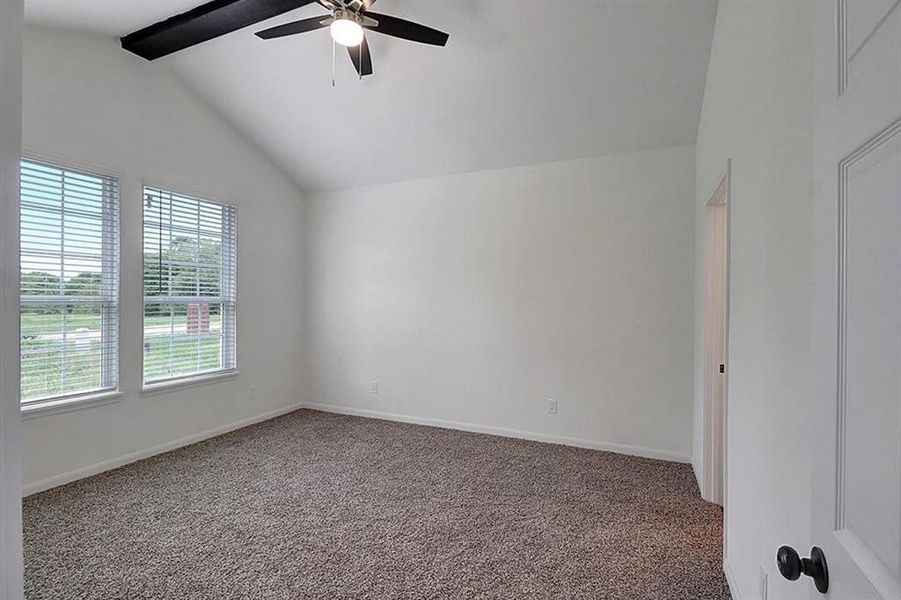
[249,385,257,400]
[369,381,379,394]
[547,398,558,415]
[758,565,768,600]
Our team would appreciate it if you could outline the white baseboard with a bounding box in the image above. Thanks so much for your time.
[724,556,743,600]
[302,402,691,464]
[24,401,691,496]
[23,403,305,496]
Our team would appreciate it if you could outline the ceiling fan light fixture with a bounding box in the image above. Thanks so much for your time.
[330,12,364,47]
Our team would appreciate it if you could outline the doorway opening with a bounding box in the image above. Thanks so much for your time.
[702,163,729,507]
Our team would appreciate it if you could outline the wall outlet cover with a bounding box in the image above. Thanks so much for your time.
[369,381,379,394]
[547,398,558,415]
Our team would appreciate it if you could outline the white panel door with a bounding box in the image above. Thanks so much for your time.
[810,0,901,598]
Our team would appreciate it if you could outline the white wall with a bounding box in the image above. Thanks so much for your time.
[0,2,25,597]
[304,144,696,461]
[21,27,306,491]
[693,2,815,598]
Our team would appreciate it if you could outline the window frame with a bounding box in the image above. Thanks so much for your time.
[18,156,122,411]
[140,184,238,390]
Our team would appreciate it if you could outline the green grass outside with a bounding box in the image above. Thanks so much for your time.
[20,313,222,337]
[20,313,224,401]
[143,335,223,383]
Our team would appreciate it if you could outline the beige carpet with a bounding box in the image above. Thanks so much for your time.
[24,409,730,599]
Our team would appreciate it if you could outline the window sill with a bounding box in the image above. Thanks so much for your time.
[21,390,123,421]
[141,370,239,396]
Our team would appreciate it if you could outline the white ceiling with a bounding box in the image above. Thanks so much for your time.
[25,0,717,192]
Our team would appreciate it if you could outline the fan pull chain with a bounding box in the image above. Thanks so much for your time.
[331,38,336,87]
[359,43,362,80]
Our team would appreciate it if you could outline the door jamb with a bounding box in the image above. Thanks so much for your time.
[701,159,731,513]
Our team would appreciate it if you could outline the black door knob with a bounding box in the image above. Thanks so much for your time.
[776,545,829,594]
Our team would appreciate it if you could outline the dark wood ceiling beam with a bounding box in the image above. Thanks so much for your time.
[121,0,317,61]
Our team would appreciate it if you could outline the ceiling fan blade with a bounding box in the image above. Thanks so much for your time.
[347,35,373,76]
[121,0,317,60]
[360,0,378,10]
[256,15,330,39]
[364,12,448,46]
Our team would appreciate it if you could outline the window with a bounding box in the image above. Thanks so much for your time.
[142,186,237,385]
[19,159,119,404]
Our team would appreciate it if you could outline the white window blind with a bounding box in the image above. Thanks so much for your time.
[19,159,119,404]
[143,186,237,385]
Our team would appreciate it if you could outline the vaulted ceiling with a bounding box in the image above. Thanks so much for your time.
[25,0,717,192]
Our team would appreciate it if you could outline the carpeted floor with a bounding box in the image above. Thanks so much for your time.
[24,409,730,599]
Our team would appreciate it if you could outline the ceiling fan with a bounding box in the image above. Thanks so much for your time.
[256,0,449,78]
[121,0,448,80]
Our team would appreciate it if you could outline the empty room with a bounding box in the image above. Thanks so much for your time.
[0,0,899,598]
